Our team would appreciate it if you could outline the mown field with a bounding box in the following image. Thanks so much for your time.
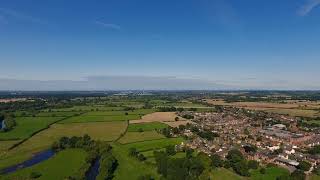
[59,114,140,123]
[127,122,168,132]
[1,149,87,180]
[0,121,127,169]
[0,117,65,140]
[118,131,166,144]
[205,99,320,118]
[0,99,297,180]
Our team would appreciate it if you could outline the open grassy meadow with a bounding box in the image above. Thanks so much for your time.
[208,168,244,180]
[59,114,140,123]
[122,137,184,152]
[127,122,168,132]
[0,121,127,169]
[0,140,20,151]
[111,144,160,180]
[1,149,87,180]
[0,117,65,140]
[118,131,166,144]
[250,167,290,180]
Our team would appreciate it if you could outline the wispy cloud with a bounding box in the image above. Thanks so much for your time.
[298,0,320,16]
[94,20,121,30]
[0,8,49,25]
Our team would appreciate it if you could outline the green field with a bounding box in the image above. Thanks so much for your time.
[36,111,81,117]
[112,144,160,180]
[118,131,166,144]
[0,121,127,169]
[44,106,125,112]
[208,168,244,180]
[0,140,20,151]
[0,117,64,140]
[122,137,184,152]
[84,109,154,116]
[1,149,87,180]
[127,122,168,132]
[59,114,140,123]
[250,167,290,180]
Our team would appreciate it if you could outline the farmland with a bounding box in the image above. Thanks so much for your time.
[1,91,320,179]
[118,131,166,144]
[205,99,320,118]
[59,114,140,123]
[0,117,66,140]
[1,149,87,180]
[127,122,168,132]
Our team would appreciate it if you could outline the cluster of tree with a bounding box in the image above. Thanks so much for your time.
[0,113,16,132]
[196,130,219,141]
[182,114,194,119]
[0,99,47,113]
[158,106,178,112]
[307,145,320,155]
[188,124,218,141]
[53,135,119,180]
[123,106,136,111]
[243,145,257,154]
[97,151,118,180]
[224,149,251,176]
[128,147,147,161]
[153,150,204,180]
[52,134,94,151]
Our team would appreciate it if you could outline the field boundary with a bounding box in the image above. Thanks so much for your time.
[119,137,180,146]
[8,113,86,150]
[114,120,129,142]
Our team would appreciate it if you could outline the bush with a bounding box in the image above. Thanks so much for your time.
[29,172,42,179]
[248,160,259,169]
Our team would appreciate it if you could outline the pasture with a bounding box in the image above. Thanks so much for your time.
[205,99,320,118]
[118,131,166,144]
[127,122,168,132]
[112,144,160,180]
[59,114,140,123]
[0,121,127,169]
[1,149,87,180]
[0,140,20,151]
[130,112,184,123]
[208,168,244,180]
[122,137,184,152]
[0,117,65,140]
[250,167,290,180]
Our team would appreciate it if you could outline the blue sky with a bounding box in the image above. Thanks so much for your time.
[0,0,320,90]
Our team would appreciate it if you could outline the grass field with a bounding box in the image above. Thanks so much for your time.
[118,131,166,144]
[35,111,81,117]
[0,121,127,169]
[127,122,168,132]
[208,168,244,180]
[0,140,20,151]
[44,106,125,112]
[0,117,64,140]
[122,137,184,152]
[205,99,320,118]
[111,144,160,180]
[59,114,140,123]
[262,108,319,118]
[130,112,184,124]
[84,109,154,116]
[1,149,87,180]
[250,167,290,180]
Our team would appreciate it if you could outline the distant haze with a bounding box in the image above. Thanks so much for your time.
[1,0,320,90]
[0,76,319,91]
